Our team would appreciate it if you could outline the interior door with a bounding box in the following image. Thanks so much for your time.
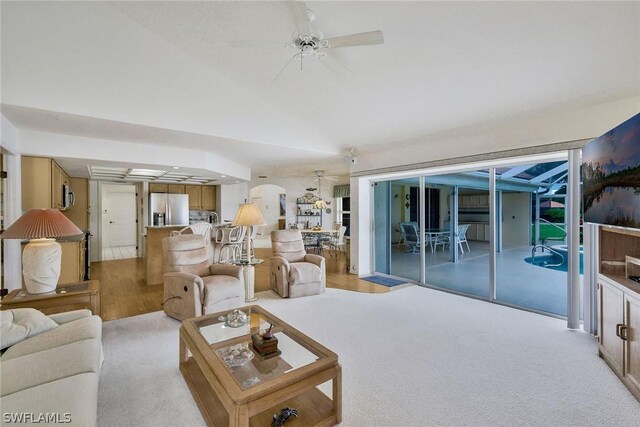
[107,191,137,247]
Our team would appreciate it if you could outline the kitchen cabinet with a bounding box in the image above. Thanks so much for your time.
[63,177,89,230]
[465,223,489,242]
[186,185,202,209]
[149,183,168,193]
[168,184,185,194]
[202,186,216,210]
[457,194,490,209]
[22,156,70,210]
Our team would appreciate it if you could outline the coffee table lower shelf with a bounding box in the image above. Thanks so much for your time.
[181,357,340,427]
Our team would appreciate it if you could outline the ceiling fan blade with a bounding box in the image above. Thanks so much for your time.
[273,53,301,81]
[288,1,311,36]
[324,30,384,48]
[319,55,356,77]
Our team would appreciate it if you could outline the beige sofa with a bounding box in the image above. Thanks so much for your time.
[0,309,103,426]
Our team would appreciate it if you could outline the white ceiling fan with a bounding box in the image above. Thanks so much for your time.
[275,1,384,79]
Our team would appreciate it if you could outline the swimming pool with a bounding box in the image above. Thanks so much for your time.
[524,245,584,274]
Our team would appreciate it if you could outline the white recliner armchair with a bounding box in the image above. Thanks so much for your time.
[270,230,326,298]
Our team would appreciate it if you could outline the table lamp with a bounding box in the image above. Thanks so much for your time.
[1,208,83,294]
[231,203,266,263]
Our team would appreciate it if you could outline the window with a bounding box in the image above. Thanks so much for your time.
[336,197,350,236]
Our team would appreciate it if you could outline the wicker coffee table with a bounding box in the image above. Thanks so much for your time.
[179,305,342,427]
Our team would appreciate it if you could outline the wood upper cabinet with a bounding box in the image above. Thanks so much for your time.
[149,183,168,193]
[202,186,216,210]
[22,156,70,210]
[168,184,185,194]
[186,185,202,209]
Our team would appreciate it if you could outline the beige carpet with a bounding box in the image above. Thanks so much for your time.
[98,287,640,426]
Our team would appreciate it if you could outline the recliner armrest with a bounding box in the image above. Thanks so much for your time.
[304,254,325,268]
[209,263,243,281]
[165,272,205,292]
[271,256,290,269]
[48,309,93,325]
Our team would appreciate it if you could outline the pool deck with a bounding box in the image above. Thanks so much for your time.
[390,242,574,316]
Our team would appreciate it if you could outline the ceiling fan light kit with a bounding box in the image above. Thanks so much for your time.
[277,1,384,78]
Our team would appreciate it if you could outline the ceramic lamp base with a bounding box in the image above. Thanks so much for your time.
[22,238,61,294]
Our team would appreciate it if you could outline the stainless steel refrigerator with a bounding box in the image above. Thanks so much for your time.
[149,193,189,226]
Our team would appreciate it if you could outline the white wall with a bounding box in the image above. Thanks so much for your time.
[351,177,370,275]
[248,176,350,230]
[218,183,249,222]
[18,129,251,181]
[354,96,640,174]
[1,115,22,290]
[89,181,99,262]
[248,184,285,235]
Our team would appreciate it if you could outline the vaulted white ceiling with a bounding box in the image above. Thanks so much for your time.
[2,1,639,178]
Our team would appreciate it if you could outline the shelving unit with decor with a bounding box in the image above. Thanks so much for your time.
[597,225,640,402]
[296,202,322,229]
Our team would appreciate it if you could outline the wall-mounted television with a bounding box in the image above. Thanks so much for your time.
[582,112,640,229]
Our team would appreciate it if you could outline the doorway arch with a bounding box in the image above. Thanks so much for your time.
[248,184,286,235]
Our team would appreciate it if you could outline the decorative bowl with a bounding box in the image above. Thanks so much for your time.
[218,309,248,328]
[216,343,254,368]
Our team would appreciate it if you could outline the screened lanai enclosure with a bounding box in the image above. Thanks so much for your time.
[374,158,582,317]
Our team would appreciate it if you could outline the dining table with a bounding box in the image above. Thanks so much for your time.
[300,228,339,255]
[424,228,451,252]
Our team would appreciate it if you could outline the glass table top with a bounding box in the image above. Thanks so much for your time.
[191,307,322,390]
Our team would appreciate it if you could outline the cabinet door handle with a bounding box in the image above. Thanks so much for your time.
[620,325,628,341]
[616,323,624,338]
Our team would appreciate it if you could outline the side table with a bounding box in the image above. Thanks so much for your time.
[227,259,263,302]
[0,280,101,316]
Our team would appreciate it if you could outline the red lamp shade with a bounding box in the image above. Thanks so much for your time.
[0,209,83,239]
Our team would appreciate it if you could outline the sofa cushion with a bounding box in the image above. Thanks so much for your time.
[1,372,98,426]
[0,338,102,397]
[1,315,101,360]
[289,262,322,284]
[0,309,58,350]
[202,275,241,306]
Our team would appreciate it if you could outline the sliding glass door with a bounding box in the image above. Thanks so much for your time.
[494,161,569,316]
[371,153,578,318]
[422,171,490,299]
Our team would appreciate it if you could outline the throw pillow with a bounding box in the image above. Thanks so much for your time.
[0,308,58,350]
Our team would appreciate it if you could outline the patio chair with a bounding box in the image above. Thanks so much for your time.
[400,223,420,253]
[457,224,471,253]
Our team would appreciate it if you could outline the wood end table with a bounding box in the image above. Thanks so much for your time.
[0,280,101,316]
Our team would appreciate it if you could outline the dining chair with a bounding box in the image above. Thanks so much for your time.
[214,226,245,263]
[325,226,347,257]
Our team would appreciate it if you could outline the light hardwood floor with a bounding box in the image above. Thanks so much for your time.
[102,245,137,261]
[94,248,389,321]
